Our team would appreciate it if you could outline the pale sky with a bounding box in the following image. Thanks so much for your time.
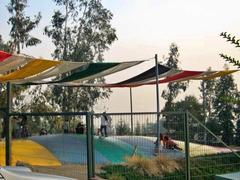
[0,0,240,113]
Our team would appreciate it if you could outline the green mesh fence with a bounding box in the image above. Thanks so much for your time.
[95,112,240,180]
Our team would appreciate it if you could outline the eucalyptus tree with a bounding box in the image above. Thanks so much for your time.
[213,70,238,145]
[0,35,11,53]
[45,0,117,112]
[162,43,189,111]
[161,43,188,129]
[7,0,42,54]
[199,68,217,122]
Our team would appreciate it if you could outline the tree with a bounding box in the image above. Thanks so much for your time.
[161,43,188,131]
[174,96,203,120]
[162,43,189,111]
[169,96,203,141]
[220,32,240,68]
[116,120,130,135]
[7,0,41,53]
[213,70,238,145]
[0,35,12,52]
[235,117,240,145]
[0,36,25,112]
[44,0,117,113]
[199,68,216,122]
[135,122,141,135]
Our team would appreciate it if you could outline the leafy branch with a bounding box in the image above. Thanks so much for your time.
[219,54,240,68]
[220,32,240,68]
[220,32,240,48]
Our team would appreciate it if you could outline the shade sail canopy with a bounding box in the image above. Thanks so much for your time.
[0,50,239,87]
[0,51,143,84]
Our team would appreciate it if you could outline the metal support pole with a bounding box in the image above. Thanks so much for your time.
[6,82,12,166]
[90,114,95,178]
[86,112,93,179]
[184,111,190,180]
[155,54,160,153]
[202,81,207,144]
[130,87,133,135]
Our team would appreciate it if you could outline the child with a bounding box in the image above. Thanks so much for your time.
[163,135,182,151]
[154,133,164,146]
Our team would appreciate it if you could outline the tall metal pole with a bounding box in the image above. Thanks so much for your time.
[6,82,12,166]
[202,81,207,144]
[130,87,133,135]
[86,112,93,179]
[155,54,160,153]
[90,114,95,179]
[184,111,191,180]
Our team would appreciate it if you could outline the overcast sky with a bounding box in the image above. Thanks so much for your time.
[0,0,240,112]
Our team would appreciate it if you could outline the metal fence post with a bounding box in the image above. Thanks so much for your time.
[130,87,133,135]
[86,112,93,179]
[90,114,95,178]
[184,111,190,180]
[155,54,161,153]
[6,82,12,166]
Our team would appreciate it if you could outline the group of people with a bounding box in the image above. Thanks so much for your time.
[155,133,182,151]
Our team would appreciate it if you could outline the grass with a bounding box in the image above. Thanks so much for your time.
[125,155,182,176]
[99,152,240,180]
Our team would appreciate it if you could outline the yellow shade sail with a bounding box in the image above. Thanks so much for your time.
[194,70,238,80]
[0,59,61,82]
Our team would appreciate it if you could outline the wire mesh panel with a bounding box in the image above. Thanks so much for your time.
[8,114,88,180]
[187,112,240,180]
[94,112,186,180]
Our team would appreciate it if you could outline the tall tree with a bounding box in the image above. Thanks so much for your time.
[213,70,238,145]
[7,0,41,53]
[199,68,216,123]
[0,35,12,52]
[0,36,24,111]
[162,43,189,111]
[5,0,42,113]
[44,0,117,112]
[116,120,131,135]
[236,114,240,145]
[161,43,188,131]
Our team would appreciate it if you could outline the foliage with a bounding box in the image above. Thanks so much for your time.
[116,120,131,135]
[174,96,203,120]
[7,0,42,53]
[134,122,141,135]
[199,68,216,123]
[236,118,240,145]
[162,43,189,112]
[18,86,61,134]
[108,174,125,180]
[44,0,117,112]
[220,34,240,81]
[213,72,238,145]
[219,32,240,68]
[125,155,182,176]
[161,43,188,132]
[99,153,240,180]
[0,35,12,52]
[0,36,28,115]
[220,54,240,68]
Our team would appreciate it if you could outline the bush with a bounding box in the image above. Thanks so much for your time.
[125,155,182,176]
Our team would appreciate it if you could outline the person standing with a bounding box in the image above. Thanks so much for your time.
[100,112,109,137]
